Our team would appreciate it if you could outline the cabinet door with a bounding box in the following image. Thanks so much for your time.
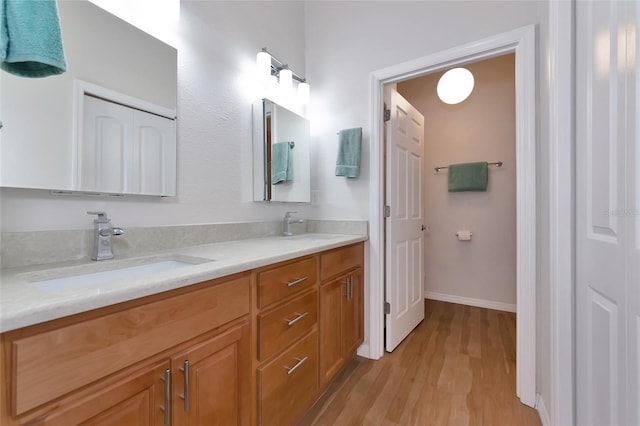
[131,110,176,196]
[80,95,133,193]
[319,276,346,388]
[343,268,363,358]
[172,321,250,426]
[38,360,169,426]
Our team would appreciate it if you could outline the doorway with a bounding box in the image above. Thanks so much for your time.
[367,25,537,407]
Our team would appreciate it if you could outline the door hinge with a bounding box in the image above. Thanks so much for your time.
[383,205,390,218]
[384,109,391,122]
[384,302,390,315]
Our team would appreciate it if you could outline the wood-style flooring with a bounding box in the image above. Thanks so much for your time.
[299,300,541,426]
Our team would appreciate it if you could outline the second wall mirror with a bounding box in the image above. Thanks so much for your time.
[252,98,310,203]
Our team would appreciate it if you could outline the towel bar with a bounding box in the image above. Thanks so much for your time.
[435,161,503,172]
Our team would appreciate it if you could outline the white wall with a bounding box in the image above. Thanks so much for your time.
[0,1,314,232]
[397,54,517,308]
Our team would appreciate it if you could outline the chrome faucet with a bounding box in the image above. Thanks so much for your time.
[283,211,305,236]
[87,211,124,260]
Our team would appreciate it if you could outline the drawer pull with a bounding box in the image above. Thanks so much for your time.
[286,277,308,287]
[285,311,309,326]
[284,356,308,375]
[160,368,171,425]
[179,360,190,412]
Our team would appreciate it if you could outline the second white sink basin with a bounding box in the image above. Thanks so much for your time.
[29,255,213,293]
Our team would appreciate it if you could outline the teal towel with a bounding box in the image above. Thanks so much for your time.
[448,162,488,192]
[335,127,362,178]
[271,141,293,185]
[1,0,67,77]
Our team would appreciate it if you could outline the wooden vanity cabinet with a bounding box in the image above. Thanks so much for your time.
[0,240,365,426]
[251,243,364,425]
[319,244,364,388]
[0,273,251,426]
[252,255,319,426]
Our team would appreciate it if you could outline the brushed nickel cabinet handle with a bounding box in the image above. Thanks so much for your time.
[348,276,353,300]
[284,356,308,375]
[286,277,308,287]
[285,311,309,326]
[179,360,190,412]
[161,368,171,425]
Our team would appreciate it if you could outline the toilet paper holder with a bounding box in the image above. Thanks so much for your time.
[455,230,473,240]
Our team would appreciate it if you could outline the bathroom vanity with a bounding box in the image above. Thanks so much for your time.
[0,235,365,425]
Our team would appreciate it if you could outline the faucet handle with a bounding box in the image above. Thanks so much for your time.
[285,211,298,218]
[87,211,110,222]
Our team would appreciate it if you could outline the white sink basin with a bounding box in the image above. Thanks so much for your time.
[29,255,213,293]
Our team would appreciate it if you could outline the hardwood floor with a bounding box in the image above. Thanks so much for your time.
[299,300,541,426]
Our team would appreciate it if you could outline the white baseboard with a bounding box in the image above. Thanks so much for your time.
[536,394,551,426]
[425,291,517,313]
[356,343,372,359]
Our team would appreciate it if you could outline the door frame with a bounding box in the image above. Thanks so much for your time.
[366,25,537,407]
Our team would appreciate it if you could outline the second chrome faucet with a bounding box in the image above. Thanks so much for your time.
[283,211,305,236]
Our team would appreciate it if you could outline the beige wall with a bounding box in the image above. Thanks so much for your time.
[397,53,516,308]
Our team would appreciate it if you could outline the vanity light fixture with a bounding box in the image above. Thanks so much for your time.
[437,67,474,104]
[297,82,310,104]
[256,47,309,104]
[279,67,293,91]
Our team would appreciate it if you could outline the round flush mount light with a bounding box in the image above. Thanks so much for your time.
[437,67,474,104]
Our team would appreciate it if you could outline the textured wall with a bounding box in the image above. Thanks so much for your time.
[0,1,311,232]
[397,54,517,307]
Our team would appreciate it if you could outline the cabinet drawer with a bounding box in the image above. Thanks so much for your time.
[320,243,363,280]
[258,257,317,308]
[258,291,317,361]
[9,274,250,416]
[257,331,318,426]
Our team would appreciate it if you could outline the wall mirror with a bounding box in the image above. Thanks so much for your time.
[252,98,310,203]
[0,0,177,196]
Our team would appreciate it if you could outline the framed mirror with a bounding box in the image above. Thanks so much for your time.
[0,0,177,196]
[252,98,310,203]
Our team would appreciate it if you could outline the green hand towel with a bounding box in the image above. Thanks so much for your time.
[335,127,362,178]
[1,0,67,77]
[448,162,488,192]
[271,141,293,185]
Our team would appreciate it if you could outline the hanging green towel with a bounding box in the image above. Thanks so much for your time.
[448,161,488,192]
[1,0,67,77]
[335,127,362,178]
[271,141,293,185]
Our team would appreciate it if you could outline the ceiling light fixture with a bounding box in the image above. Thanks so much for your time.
[437,67,474,104]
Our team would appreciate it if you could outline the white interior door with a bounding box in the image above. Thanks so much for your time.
[385,87,425,352]
[576,1,639,424]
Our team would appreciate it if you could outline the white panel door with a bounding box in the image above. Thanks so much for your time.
[132,110,176,196]
[576,1,639,425]
[385,87,425,352]
[81,95,132,193]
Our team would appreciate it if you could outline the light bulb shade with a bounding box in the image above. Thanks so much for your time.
[297,82,310,104]
[437,68,474,104]
[279,68,293,90]
[256,51,272,78]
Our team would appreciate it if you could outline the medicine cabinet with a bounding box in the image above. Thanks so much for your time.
[252,98,310,203]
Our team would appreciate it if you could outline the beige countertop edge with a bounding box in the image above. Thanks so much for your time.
[0,234,367,333]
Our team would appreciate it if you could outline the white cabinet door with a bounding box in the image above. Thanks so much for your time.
[81,96,132,193]
[132,110,176,196]
[576,1,639,425]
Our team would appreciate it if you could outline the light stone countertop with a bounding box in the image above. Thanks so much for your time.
[0,233,367,333]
